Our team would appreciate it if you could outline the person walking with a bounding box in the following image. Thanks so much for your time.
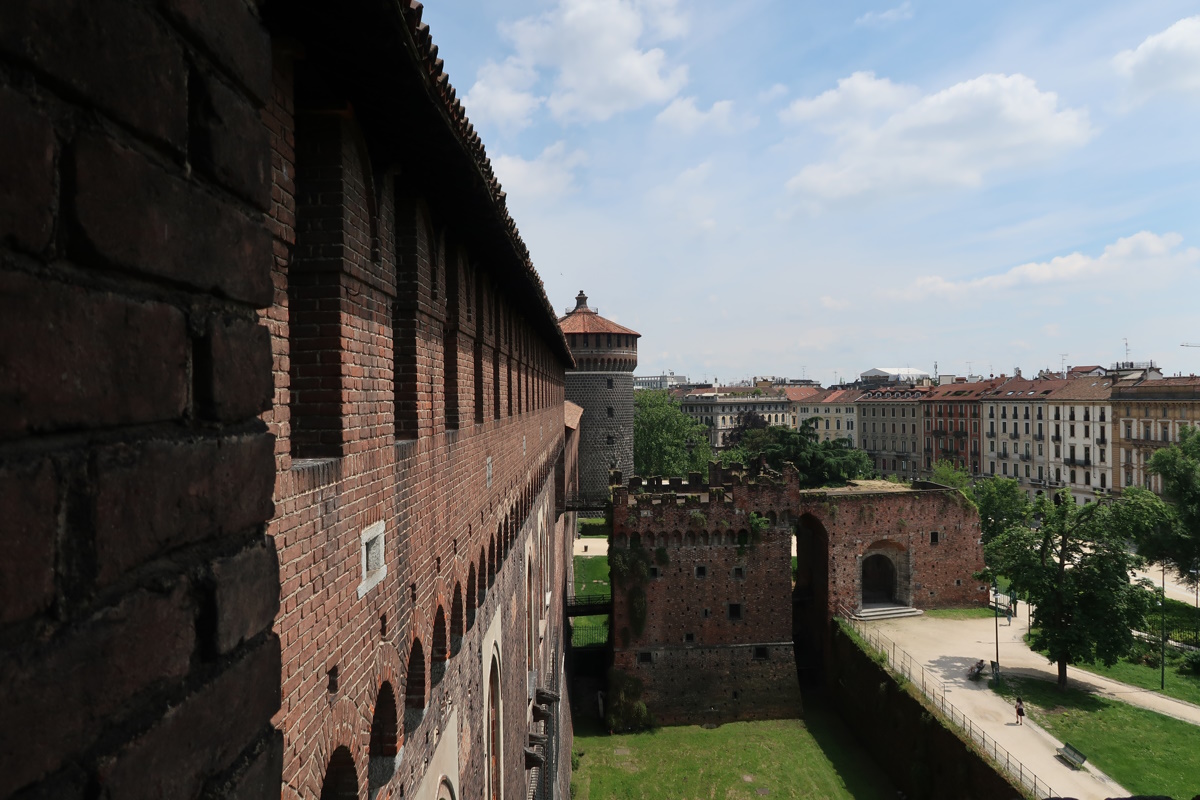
[1015,697,1025,725]
[1006,603,1013,626]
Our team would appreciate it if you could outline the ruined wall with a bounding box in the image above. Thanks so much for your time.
[0,0,281,796]
[609,468,985,724]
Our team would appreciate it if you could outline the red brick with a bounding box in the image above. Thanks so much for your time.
[0,457,58,624]
[0,85,56,253]
[93,432,275,586]
[73,132,273,307]
[190,71,272,210]
[0,583,195,797]
[0,270,188,438]
[162,0,272,104]
[202,315,274,422]
[0,0,187,149]
[212,538,280,655]
[97,635,282,800]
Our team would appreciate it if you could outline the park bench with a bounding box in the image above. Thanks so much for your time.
[1056,742,1087,769]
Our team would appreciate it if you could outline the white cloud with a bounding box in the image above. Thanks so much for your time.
[784,72,1092,199]
[905,232,1198,299]
[465,0,689,128]
[855,2,914,27]
[462,58,542,132]
[759,83,788,102]
[1114,16,1200,102]
[492,142,588,201]
[655,97,754,135]
[820,295,849,310]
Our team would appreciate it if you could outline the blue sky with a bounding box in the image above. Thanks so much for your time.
[422,1,1200,385]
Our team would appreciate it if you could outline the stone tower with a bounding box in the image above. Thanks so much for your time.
[559,291,640,506]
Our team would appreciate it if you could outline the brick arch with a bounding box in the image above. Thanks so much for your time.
[487,536,496,586]
[431,606,448,687]
[403,637,426,739]
[367,681,398,798]
[309,696,361,800]
[669,530,681,548]
[320,744,359,800]
[466,565,478,628]
[450,583,464,656]
[861,540,911,607]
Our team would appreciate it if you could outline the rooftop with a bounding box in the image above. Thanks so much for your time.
[558,290,641,337]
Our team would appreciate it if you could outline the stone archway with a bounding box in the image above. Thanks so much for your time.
[861,555,897,604]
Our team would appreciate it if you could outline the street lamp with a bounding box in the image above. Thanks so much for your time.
[1192,568,1199,648]
[993,578,1001,678]
[1161,563,1167,691]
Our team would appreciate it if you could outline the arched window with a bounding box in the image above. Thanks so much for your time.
[368,683,398,799]
[466,568,478,630]
[320,746,358,800]
[431,606,448,687]
[404,639,426,736]
[487,656,502,800]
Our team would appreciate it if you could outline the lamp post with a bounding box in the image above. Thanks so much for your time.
[1192,568,1199,648]
[993,578,1001,677]
[1161,563,1167,691]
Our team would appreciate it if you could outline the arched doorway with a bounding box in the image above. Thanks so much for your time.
[320,746,358,800]
[486,656,502,800]
[862,554,897,604]
[792,513,830,682]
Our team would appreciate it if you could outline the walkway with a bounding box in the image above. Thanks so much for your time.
[867,613,1156,800]
[573,537,609,557]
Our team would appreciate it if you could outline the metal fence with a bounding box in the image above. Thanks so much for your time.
[570,620,610,648]
[840,612,1057,800]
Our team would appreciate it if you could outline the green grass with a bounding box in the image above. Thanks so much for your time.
[571,710,895,800]
[923,607,997,620]
[1066,650,1200,707]
[574,555,610,596]
[579,517,611,538]
[991,675,1200,799]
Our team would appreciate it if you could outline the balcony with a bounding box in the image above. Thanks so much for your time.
[1009,431,1020,440]
[996,451,1010,460]
[1019,453,1031,462]
[1052,435,1062,443]
[1066,456,1077,466]
[953,429,968,438]
[923,446,933,454]
[1083,457,1092,467]
[985,431,996,439]
[932,429,948,437]
[1033,433,1044,441]
[1096,436,1107,446]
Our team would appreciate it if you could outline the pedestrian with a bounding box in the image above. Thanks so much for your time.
[1006,603,1012,626]
[1015,697,1025,725]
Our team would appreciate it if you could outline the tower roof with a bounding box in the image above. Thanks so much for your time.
[558,290,641,337]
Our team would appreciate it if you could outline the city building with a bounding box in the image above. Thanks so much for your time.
[856,385,931,478]
[920,379,1004,476]
[979,378,1063,494]
[1043,377,1115,502]
[783,385,826,429]
[794,387,857,443]
[861,367,931,385]
[677,386,794,449]
[560,291,640,506]
[1112,376,1200,495]
[634,372,688,391]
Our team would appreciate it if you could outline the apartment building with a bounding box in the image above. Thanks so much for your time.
[856,385,930,478]
[1043,378,1115,502]
[980,378,1068,496]
[1112,376,1200,494]
[920,379,1003,476]
[677,386,794,449]
[799,388,859,443]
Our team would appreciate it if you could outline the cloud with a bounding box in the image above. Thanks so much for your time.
[464,0,689,128]
[1114,15,1200,102]
[759,83,788,102]
[492,142,588,201]
[647,161,719,231]
[784,72,1092,199]
[820,295,849,310]
[855,2,914,27]
[904,232,1199,299]
[655,97,755,134]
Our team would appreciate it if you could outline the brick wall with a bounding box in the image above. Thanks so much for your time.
[565,372,634,503]
[261,4,576,799]
[0,0,281,796]
[610,467,985,723]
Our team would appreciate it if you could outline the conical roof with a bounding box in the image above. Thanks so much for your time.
[558,291,640,337]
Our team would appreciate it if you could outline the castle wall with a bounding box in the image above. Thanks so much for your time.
[610,470,985,724]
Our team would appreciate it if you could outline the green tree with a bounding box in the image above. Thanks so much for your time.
[632,390,711,478]
[718,424,872,487]
[1143,426,1200,587]
[971,476,1032,544]
[928,460,970,492]
[985,488,1168,690]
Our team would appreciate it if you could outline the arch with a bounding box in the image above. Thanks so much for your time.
[670,530,681,548]
[320,745,358,800]
[862,554,897,604]
[431,606,448,687]
[488,536,496,586]
[613,532,627,549]
[368,683,398,800]
[486,655,502,800]
[526,556,536,671]
[685,531,695,547]
[404,638,426,736]
[450,584,464,656]
[466,565,478,629]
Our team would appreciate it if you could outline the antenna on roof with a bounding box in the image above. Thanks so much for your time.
[1060,354,1068,374]
[1124,338,1130,360]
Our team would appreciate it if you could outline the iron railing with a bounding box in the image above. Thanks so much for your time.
[839,611,1056,800]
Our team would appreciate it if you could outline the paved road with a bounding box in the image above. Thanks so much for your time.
[866,612,1200,800]
[1132,565,1199,606]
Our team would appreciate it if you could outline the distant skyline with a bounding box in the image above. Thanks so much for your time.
[422,1,1200,386]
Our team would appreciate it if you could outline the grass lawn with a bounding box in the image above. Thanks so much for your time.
[574,555,610,596]
[571,707,895,800]
[923,607,996,620]
[1066,653,1200,707]
[991,675,1200,799]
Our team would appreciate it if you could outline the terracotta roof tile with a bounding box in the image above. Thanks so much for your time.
[558,310,640,337]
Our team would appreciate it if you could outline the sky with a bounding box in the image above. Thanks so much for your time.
[421,0,1200,386]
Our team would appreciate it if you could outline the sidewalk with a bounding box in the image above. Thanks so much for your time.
[868,614,1142,800]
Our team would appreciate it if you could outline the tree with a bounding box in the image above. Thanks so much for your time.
[971,476,1032,544]
[1143,426,1200,587]
[725,410,769,448]
[632,391,711,478]
[985,488,1168,690]
[718,424,872,487]
[929,460,970,492]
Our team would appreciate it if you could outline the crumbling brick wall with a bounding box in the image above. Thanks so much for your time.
[0,0,281,796]
[610,467,985,723]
